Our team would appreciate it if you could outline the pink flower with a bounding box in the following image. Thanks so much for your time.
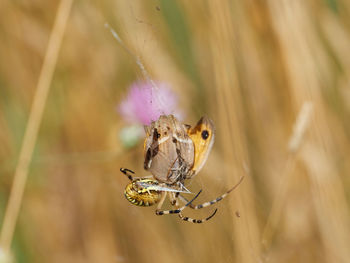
[118,81,182,125]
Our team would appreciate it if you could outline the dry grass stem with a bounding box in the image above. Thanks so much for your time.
[208,1,261,262]
[262,101,313,249]
[0,0,73,253]
[288,102,313,152]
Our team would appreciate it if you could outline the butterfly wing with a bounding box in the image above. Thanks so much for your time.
[187,116,215,176]
[143,115,194,184]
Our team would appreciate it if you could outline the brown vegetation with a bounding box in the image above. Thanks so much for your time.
[1,0,350,262]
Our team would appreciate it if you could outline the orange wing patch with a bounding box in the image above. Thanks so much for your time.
[187,116,215,176]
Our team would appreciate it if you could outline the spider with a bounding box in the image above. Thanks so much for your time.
[121,168,244,223]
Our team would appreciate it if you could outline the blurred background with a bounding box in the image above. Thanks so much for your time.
[1,0,350,262]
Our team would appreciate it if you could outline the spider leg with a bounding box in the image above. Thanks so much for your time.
[120,168,135,181]
[170,193,218,224]
[155,191,167,211]
[155,189,202,215]
[178,176,244,209]
[178,208,217,223]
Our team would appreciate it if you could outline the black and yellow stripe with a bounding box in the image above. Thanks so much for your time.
[124,179,162,207]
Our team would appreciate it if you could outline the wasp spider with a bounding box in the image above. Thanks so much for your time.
[121,168,244,224]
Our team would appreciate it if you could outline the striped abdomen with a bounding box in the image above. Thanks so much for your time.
[124,179,162,207]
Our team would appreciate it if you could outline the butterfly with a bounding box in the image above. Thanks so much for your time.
[143,115,215,186]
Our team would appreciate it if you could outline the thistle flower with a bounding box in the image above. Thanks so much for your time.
[118,81,182,125]
[118,81,182,147]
